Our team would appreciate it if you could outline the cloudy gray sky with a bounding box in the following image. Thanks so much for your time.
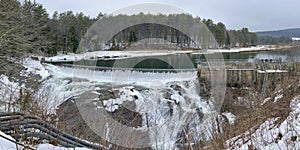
[35,0,299,32]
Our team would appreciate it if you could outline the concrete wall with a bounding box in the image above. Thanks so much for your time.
[197,61,298,92]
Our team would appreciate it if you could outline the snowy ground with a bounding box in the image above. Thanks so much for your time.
[227,95,300,149]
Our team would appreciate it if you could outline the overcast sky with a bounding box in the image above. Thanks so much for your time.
[35,0,300,32]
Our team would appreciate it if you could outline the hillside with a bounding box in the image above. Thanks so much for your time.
[256,28,300,37]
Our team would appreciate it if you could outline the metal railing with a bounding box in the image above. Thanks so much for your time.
[0,112,107,149]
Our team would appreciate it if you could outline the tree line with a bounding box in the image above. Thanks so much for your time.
[203,19,258,48]
[80,14,259,51]
[79,13,216,51]
[0,0,95,57]
[0,0,259,58]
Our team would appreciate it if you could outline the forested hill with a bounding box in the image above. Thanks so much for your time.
[0,0,257,58]
[256,28,300,37]
[255,28,300,45]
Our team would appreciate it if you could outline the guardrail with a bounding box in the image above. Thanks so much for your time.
[0,112,107,149]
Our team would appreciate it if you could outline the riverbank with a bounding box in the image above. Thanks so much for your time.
[205,45,299,54]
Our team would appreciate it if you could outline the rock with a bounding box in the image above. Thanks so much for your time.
[170,84,182,92]
[196,107,204,122]
[133,95,138,99]
[163,90,172,100]
[291,136,297,141]
[98,89,119,100]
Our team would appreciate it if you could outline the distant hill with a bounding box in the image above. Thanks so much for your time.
[256,28,300,37]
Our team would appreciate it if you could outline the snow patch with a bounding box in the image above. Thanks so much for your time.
[274,94,283,103]
[0,131,23,149]
[222,112,236,125]
[261,97,272,105]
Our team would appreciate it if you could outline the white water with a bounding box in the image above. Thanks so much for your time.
[34,62,217,148]
[0,58,219,148]
[49,65,197,85]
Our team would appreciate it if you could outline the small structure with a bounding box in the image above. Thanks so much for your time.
[292,37,300,41]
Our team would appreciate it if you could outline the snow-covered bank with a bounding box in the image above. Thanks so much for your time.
[44,50,193,62]
[227,95,300,149]
[21,58,50,81]
[0,75,22,111]
[193,45,294,54]
[0,58,51,112]
[206,45,267,53]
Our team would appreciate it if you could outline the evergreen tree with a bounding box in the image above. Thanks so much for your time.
[0,0,27,58]
[22,0,52,54]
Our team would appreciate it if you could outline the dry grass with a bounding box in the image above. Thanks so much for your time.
[203,69,300,149]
